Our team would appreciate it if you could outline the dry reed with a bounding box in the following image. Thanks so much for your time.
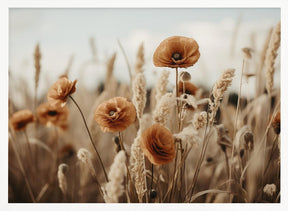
[209,69,235,124]
[153,93,175,127]
[265,21,281,96]
[155,70,170,106]
[135,43,145,74]
[57,163,69,195]
[102,150,127,203]
[129,134,147,202]
[132,73,147,121]
[34,43,41,111]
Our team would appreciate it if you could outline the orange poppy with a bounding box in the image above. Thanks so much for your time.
[36,103,69,130]
[47,76,77,107]
[140,124,175,165]
[94,97,136,133]
[153,36,200,68]
[10,109,35,131]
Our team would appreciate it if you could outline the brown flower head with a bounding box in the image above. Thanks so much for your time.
[94,97,136,133]
[179,81,198,96]
[140,124,175,165]
[36,103,69,130]
[153,36,200,68]
[10,109,35,131]
[271,111,280,134]
[47,76,77,107]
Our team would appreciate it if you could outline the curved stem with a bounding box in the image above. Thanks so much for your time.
[69,96,108,182]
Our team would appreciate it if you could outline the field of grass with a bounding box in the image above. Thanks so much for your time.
[8,21,280,203]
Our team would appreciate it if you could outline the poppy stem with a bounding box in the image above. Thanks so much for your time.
[69,96,108,182]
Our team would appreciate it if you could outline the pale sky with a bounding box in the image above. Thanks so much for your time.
[9,8,280,103]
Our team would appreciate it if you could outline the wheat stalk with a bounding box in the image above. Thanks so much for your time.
[155,70,170,106]
[256,28,273,97]
[104,53,117,90]
[102,150,127,203]
[209,69,235,124]
[132,73,147,121]
[129,133,147,202]
[34,43,41,110]
[57,163,69,196]
[153,93,175,127]
[265,21,281,96]
[135,42,145,74]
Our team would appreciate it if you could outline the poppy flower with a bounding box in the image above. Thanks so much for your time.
[36,103,69,130]
[94,97,136,133]
[178,81,198,96]
[47,76,77,107]
[10,109,35,131]
[153,36,200,68]
[140,124,175,165]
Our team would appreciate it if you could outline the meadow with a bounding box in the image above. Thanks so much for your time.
[8,21,280,203]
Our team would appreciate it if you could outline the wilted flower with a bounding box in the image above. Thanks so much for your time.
[153,36,200,68]
[36,102,69,130]
[10,109,35,131]
[140,124,175,165]
[47,76,77,107]
[94,97,136,133]
[178,81,198,96]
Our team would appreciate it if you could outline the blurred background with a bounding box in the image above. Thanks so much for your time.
[9,8,280,107]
